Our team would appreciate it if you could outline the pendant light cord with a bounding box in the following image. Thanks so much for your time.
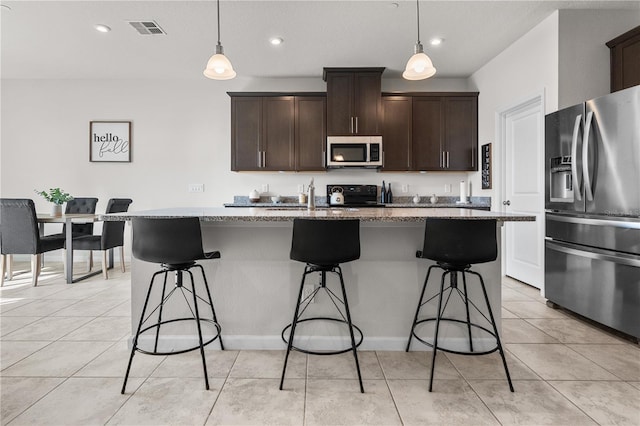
[216,0,221,46]
[415,0,421,44]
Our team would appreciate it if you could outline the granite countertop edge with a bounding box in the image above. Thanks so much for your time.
[101,207,534,222]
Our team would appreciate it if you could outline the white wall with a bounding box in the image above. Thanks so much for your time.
[1,76,471,216]
[558,9,640,109]
[467,11,560,206]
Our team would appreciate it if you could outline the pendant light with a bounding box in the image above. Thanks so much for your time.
[203,0,236,80]
[403,0,436,80]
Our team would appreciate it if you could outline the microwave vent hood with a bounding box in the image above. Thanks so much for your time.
[326,136,383,169]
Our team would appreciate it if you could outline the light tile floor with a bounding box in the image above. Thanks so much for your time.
[1,263,639,425]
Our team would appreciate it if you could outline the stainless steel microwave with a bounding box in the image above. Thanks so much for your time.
[326,136,383,168]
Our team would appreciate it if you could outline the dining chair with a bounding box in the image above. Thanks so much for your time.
[0,198,66,286]
[69,198,132,279]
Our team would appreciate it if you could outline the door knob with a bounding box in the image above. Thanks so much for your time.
[503,200,511,206]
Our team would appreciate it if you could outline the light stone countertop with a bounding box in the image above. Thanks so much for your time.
[102,207,534,222]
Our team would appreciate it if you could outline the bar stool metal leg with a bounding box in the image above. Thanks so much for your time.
[337,266,364,393]
[406,265,436,352]
[461,272,474,352]
[429,270,449,392]
[154,271,169,353]
[122,270,163,394]
[471,270,514,392]
[280,266,309,390]
[195,264,224,350]
[187,269,210,391]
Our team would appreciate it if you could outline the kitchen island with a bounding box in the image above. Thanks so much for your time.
[103,207,534,351]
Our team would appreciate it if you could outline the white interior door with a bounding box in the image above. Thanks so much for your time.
[499,93,545,289]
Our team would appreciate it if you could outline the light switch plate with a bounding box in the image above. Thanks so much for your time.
[188,183,204,193]
[262,184,269,193]
[401,184,409,193]
[444,184,452,193]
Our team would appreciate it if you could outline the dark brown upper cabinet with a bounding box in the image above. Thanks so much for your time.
[607,25,640,93]
[229,93,326,172]
[323,67,384,136]
[381,96,412,171]
[381,92,478,172]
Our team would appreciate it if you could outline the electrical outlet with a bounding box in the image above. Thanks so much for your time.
[297,184,304,193]
[188,183,204,193]
[261,184,269,193]
[401,184,409,193]
[444,184,452,193]
[303,284,315,303]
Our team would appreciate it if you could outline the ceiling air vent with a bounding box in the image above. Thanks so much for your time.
[128,21,166,35]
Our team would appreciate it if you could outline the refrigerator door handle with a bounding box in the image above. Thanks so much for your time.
[582,111,594,201]
[546,239,640,268]
[570,114,583,201]
[546,213,640,229]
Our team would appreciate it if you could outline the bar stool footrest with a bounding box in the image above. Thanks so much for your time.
[412,317,500,356]
[135,317,222,356]
[281,317,363,356]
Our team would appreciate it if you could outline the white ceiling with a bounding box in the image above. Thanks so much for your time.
[2,0,639,80]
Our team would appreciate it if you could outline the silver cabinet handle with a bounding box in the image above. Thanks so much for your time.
[582,111,594,201]
[503,200,511,206]
[350,117,354,134]
[441,151,445,168]
[322,150,326,167]
[262,151,266,168]
[355,117,358,134]
[257,151,262,168]
[446,151,450,168]
[571,114,583,201]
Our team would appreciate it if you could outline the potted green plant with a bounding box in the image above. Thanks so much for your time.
[34,188,73,217]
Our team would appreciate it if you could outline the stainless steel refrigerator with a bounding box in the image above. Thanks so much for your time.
[545,85,640,339]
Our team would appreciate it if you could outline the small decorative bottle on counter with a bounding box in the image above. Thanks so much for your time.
[307,178,315,210]
[380,181,386,204]
[387,183,393,203]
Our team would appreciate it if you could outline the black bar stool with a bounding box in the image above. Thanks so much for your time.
[121,217,224,394]
[406,218,514,392]
[280,219,364,393]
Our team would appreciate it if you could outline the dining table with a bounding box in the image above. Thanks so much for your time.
[37,213,113,284]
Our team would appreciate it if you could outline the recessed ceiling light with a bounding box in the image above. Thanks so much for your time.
[430,38,444,46]
[270,37,283,46]
[94,24,111,33]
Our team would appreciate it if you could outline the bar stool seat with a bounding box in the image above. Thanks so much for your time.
[121,217,224,394]
[280,219,364,393]
[406,218,514,392]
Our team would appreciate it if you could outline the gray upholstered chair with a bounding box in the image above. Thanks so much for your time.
[69,198,132,279]
[0,199,65,286]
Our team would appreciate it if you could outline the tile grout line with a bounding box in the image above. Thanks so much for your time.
[202,348,240,425]
[375,350,406,426]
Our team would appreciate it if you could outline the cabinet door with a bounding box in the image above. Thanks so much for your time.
[412,97,443,171]
[444,96,477,171]
[231,97,262,171]
[381,96,412,171]
[262,97,295,171]
[353,72,382,135]
[296,96,326,171]
[326,73,354,135]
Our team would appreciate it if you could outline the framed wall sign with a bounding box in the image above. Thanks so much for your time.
[481,143,492,189]
[90,121,131,162]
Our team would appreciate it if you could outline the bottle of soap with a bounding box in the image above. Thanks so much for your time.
[387,183,393,204]
[380,181,386,204]
[307,178,315,210]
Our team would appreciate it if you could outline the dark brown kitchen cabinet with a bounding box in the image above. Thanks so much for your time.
[607,25,640,92]
[295,96,326,171]
[324,67,384,136]
[230,93,325,171]
[412,97,443,171]
[381,92,478,172]
[381,96,412,171]
[231,97,262,171]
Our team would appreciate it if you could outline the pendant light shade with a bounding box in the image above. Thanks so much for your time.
[203,0,236,80]
[403,0,436,81]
